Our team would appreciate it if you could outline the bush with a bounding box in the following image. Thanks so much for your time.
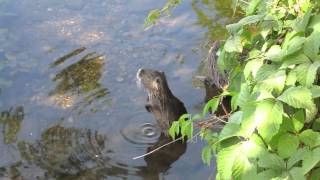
[148,0,320,179]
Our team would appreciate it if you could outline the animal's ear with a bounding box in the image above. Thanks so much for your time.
[160,71,166,79]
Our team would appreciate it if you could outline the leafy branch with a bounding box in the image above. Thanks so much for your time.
[162,0,320,179]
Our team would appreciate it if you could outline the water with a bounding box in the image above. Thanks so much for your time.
[0,0,237,179]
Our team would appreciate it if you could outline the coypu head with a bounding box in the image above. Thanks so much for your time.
[136,68,173,98]
[136,68,187,136]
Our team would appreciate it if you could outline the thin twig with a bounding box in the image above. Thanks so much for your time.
[132,131,201,160]
[195,114,229,129]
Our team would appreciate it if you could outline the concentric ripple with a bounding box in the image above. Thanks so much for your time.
[120,113,160,146]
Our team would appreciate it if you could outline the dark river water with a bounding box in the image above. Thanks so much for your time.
[0,0,236,179]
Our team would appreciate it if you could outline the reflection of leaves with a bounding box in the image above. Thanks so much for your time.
[50,47,86,67]
[18,125,107,179]
[49,48,110,112]
[50,51,105,94]
[192,0,242,41]
[0,106,24,144]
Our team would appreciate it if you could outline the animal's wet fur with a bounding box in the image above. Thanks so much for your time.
[137,68,187,137]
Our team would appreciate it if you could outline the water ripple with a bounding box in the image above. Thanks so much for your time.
[120,113,160,146]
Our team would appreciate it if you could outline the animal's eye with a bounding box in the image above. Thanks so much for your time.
[155,77,161,83]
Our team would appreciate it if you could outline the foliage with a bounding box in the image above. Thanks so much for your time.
[144,0,182,28]
[155,0,320,179]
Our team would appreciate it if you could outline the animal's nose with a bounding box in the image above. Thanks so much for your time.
[136,68,145,80]
[137,68,145,76]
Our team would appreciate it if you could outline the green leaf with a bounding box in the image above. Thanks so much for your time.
[280,52,310,69]
[226,15,263,34]
[261,15,279,39]
[293,8,312,32]
[277,86,314,109]
[289,167,305,180]
[304,31,320,61]
[293,61,320,88]
[258,153,286,170]
[305,103,317,123]
[287,147,307,169]
[181,121,193,140]
[217,143,241,180]
[285,36,305,56]
[244,58,263,79]
[302,147,320,174]
[286,70,297,86]
[231,93,239,111]
[266,45,283,61]
[203,97,220,115]
[256,90,274,101]
[246,0,262,15]
[241,139,267,159]
[229,111,243,124]
[256,100,283,142]
[255,70,286,94]
[312,118,320,131]
[257,170,279,180]
[255,68,286,95]
[280,115,295,133]
[225,35,243,53]
[169,121,180,139]
[292,109,305,133]
[232,154,252,179]
[239,104,257,137]
[255,64,278,82]
[219,123,241,140]
[240,100,283,141]
[309,14,320,32]
[299,129,320,148]
[237,83,254,108]
[191,113,203,121]
[178,114,191,123]
[277,133,299,158]
[310,85,320,98]
[201,145,213,166]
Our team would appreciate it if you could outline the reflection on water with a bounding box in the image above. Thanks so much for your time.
[0,106,24,144]
[0,0,237,179]
[192,0,240,41]
[11,125,185,179]
[18,125,108,179]
[142,135,186,179]
[49,48,110,112]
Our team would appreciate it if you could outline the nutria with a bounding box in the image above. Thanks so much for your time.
[196,41,231,115]
[137,68,187,136]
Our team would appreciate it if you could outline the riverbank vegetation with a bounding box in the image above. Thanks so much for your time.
[147,0,320,179]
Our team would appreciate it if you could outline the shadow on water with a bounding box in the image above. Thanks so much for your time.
[0,125,186,180]
[49,48,110,113]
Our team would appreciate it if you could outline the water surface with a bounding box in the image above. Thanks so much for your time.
[0,0,237,179]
